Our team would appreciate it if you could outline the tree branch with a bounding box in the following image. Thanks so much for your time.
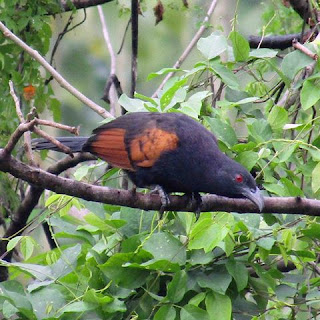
[1,149,320,214]
[60,0,114,12]
[0,21,113,119]
[130,0,139,98]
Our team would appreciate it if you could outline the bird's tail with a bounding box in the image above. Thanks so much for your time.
[32,137,89,153]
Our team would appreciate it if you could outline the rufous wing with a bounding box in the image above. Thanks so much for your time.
[86,128,133,170]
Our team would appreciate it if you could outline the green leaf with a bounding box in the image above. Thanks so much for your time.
[235,151,259,171]
[139,259,180,272]
[134,92,158,106]
[180,304,209,320]
[29,285,67,319]
[160,78,188,110]
[226,260,249,291]
[256,237,275,250]
[281,177,303,197]
[2,261,52,281]
[7,236,23,252]
[189,292,206,306]
[210,61,240,90]
[277,143,298,163]
[197,31,228,59]
[74,165,90,180]
[196,266,232,295]
[249,48,278,58]
[147,67,181,80]
[229,31,250,62]
[2,300,19,319]
[205,292,232,320]
[281,47,314,80]
[268,106,288,131]
[154,305,176,320]
[143,232,186,264]
[99,252,151,289]
[189,219,229,252]
[166,270,187,303]
[204,117,238,147]
[302,223,320,240]
[20,236,37,260]
[83,289,113,305]
[301,76,320,110]
[312,162,320,193]
[0,281,35,319]
[62,301,96,313]
[118,94,146,112]
[180,91,211,118]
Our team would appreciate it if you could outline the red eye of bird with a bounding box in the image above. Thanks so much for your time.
[235,174,243,183]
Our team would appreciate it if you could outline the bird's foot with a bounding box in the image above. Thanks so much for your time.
[151,185,170,219]
[189,192,202,219]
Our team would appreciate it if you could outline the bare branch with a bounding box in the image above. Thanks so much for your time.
[1,149,320,215]
[0,21,113,119]
[35,119,79,135]
[292,39,318,60]
[152,0,218,97]
[130,0,139,98]
[98,5,119,115]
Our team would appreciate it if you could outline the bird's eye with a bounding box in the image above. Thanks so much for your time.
[235,174,243,183]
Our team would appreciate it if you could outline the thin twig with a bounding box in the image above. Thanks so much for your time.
[292,39,318,60]
[98,5,118,115]
[130,0,139,98]
[35,119,79,135]
[0,21,113,119]
[152,0,218,97]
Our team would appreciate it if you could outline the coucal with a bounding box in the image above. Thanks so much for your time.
[32,112,264,211]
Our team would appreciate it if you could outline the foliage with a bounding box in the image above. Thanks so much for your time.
[0,1,320,320]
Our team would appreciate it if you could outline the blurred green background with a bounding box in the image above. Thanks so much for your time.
[49,0,262,134]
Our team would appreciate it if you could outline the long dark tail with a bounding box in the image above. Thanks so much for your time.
[32,137,89,153]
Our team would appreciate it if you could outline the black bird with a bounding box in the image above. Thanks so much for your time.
[32,112,264,211]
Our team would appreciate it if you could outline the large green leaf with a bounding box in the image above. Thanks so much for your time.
[205,292,232,320]
[142,232,186,265]
[229,30,250,62]
[197,31,228,59]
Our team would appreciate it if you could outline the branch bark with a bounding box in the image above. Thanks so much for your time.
[1,149,320,215]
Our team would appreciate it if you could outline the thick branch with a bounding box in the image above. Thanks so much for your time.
[61,0,114,11]
[1,149,320,214]
[248,31,313,49]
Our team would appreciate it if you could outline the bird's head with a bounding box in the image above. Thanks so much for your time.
[211,159,264,212]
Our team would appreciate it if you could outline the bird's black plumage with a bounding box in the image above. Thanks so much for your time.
[32,112,264,211]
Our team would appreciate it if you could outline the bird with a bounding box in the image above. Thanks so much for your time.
[32,112,264,212]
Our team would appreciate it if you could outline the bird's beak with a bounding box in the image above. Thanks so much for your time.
[242,187,264,212]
